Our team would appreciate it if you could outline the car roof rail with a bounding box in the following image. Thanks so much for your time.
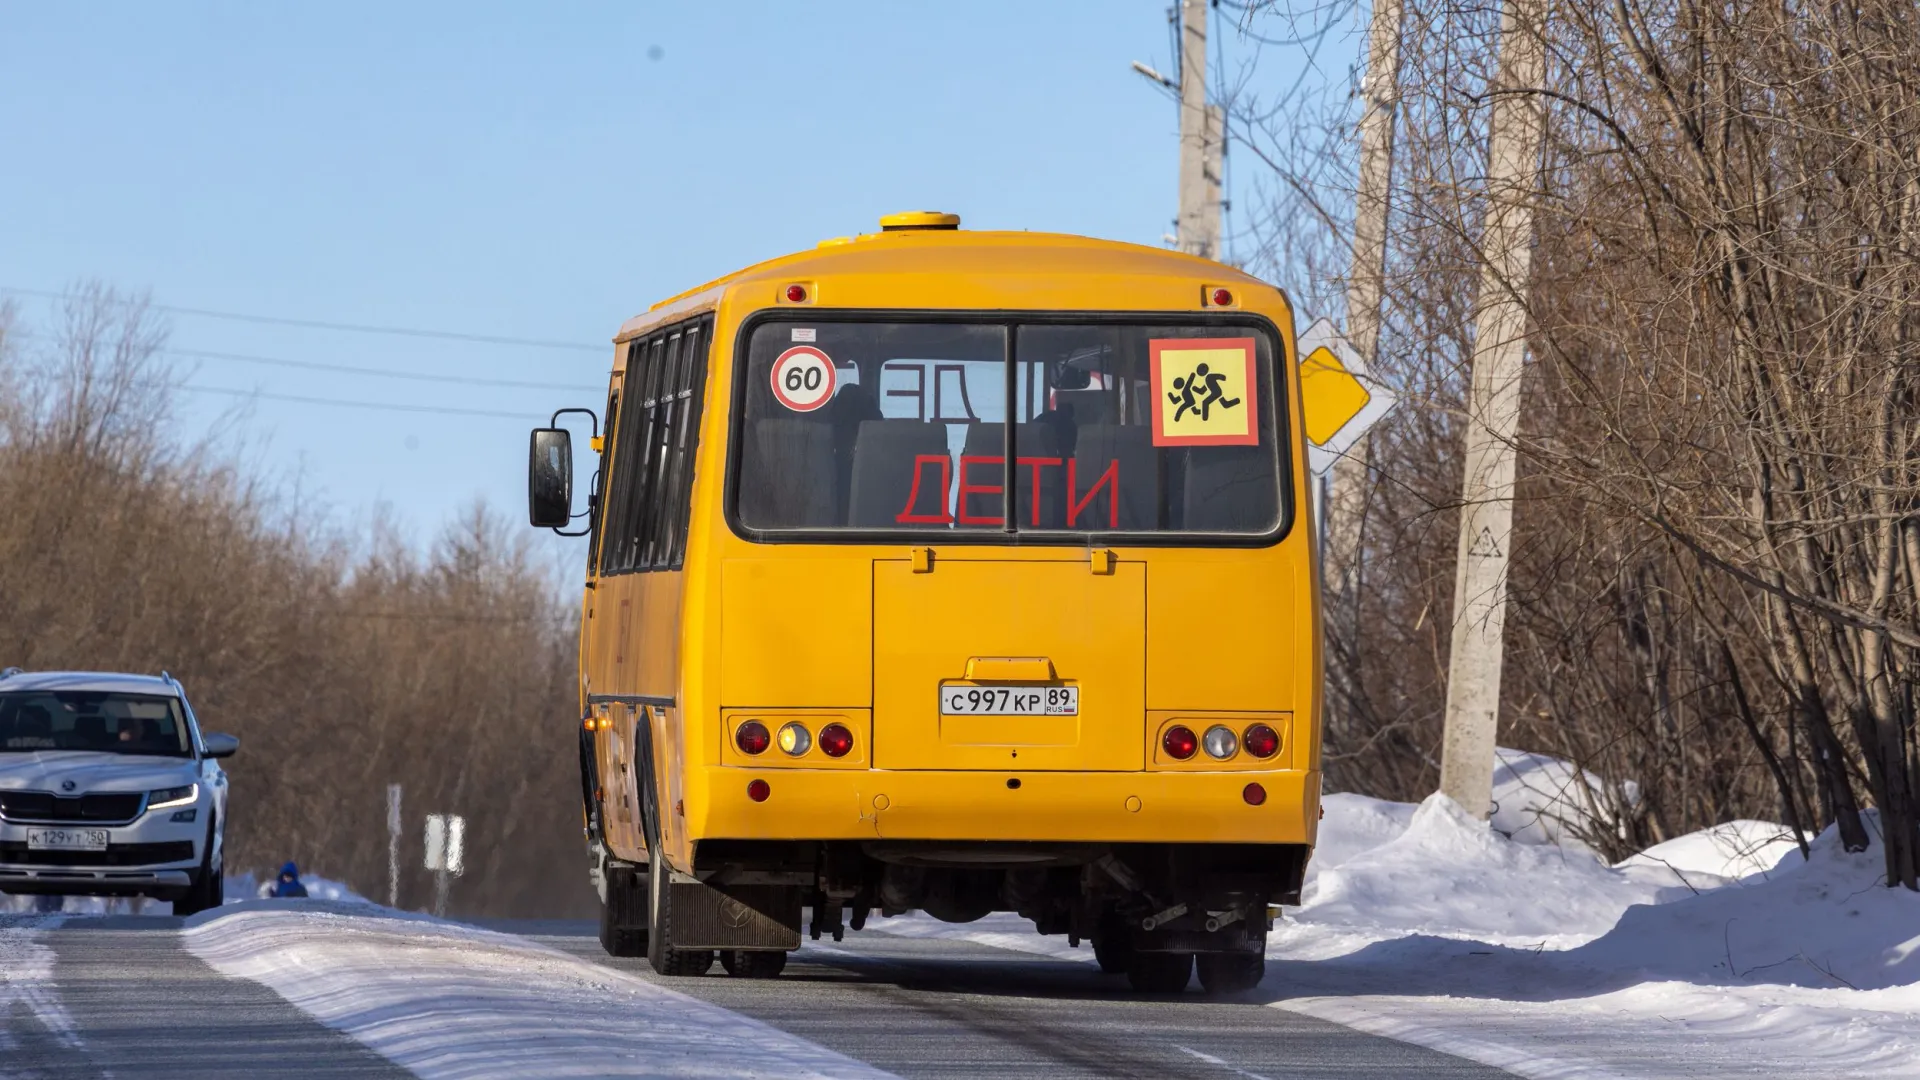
[0,666,22,679]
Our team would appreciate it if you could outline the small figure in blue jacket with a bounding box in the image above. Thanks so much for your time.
[272,861,309,899]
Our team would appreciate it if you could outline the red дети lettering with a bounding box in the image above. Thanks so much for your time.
[957,455,1003,526]
[1067,458,1120,529]
[895,454,954,524]
[1018,457,1062,525]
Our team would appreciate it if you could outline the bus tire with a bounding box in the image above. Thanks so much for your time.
[1125,951,1193,993]
[598,861,648,957]
[647,846,714,977]
[719,949,787,979]
[1092,911,1132,974]
[1195,951,1265,995]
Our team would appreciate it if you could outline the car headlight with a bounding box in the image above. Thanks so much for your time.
[148,783,199,810]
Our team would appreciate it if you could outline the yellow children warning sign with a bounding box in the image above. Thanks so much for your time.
[1150,337,1259,447]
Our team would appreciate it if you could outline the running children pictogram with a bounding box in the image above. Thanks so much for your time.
[1149,337,1258,446]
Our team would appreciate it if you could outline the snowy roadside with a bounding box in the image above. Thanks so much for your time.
[0,914,81,1065]
[182,902,896,1080]
[881,759,1920,1080]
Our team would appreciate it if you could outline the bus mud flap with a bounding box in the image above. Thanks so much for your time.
[660,875,802,950]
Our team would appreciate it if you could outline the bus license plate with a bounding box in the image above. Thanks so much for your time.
[27,828,109,851]
[940,685,1078,716]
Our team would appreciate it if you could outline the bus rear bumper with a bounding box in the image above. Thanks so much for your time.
[692,767,1319,846]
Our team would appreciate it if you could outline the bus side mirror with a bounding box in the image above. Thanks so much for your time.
[529,427,574,529]
[203,732,239,759]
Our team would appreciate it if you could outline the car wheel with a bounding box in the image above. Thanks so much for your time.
[646,845,713,977]
[719,949,787,979]
[173,816,222,917]
[1125,951,1193,993]
[598,858,648,957]
[1195,951,1265,995]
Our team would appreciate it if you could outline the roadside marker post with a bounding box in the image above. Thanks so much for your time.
[424,813,466,917]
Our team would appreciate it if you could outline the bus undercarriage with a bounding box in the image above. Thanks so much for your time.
[598,834,1309,994]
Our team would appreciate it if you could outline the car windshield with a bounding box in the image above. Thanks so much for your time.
[732,318,1286,538]
[0,691,192,757]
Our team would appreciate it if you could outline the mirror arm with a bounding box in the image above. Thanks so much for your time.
[550,407,599,436]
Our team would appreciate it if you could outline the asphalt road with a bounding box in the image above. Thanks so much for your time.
[2,912,1513,1079]
[516,919,1516,1080]
[0,913,410,1080]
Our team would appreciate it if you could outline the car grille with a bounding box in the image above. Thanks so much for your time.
[0,791,145,824]
[0,841,195,867]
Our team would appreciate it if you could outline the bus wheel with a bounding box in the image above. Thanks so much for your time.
[1196,951,1265,995]
[719,950,787,979]
[1091,911,1132,974]
[647,846,714,977]
[598,861,648,958]
[1125,951,1193,993]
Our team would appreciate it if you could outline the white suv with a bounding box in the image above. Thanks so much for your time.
[0,670,236,914]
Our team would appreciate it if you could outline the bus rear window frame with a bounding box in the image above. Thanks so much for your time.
[722,308,1296,549]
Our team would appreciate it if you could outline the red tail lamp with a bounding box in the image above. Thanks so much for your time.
[735,720,770,755]
[1243,723,1280,760]
[1210,287,1234,307]
[819,723,854,758]
[1162,725,1198,761]
[784,284,808,303]
[1242,782,1267,806]
[747,779,771,802]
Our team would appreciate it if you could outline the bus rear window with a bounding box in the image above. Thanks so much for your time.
[732,319,1285,539]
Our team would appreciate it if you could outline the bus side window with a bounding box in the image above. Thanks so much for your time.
[597,315,713,574]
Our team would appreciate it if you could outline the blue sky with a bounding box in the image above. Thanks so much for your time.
[0,2,1354,556]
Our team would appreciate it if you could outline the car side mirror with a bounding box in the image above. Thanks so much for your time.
[203,732,239,759]
[528,427,573,529]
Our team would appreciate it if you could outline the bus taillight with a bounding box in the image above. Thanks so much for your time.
[819,723,854,758]
[736,720,770,755]
[1242,723,1280,759]
[1162,725,1198,760]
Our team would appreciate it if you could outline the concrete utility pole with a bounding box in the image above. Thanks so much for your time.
[1438,0,1549,817]
[1324,0,1406,616]
[1175,0,1222,260]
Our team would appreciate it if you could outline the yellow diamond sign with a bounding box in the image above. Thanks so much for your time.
[1299,344,1372,446]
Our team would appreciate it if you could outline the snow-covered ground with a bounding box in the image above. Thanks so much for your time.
[183,902,892,1079]
[887,760,1920,1080]
[0,869,365,915]
[0,914,80,1058]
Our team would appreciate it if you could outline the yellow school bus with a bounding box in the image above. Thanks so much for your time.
[527,212,1321,994]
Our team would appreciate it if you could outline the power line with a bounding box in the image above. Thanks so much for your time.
[0,285,605,353]
[9,328,605,392]
[167,344,605,392]
[181,384,541,420]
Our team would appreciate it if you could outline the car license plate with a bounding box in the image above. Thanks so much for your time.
[940,685,1078,716]
[26,828,108,852]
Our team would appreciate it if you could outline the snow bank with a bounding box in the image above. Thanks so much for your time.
[882,765,1920,1079]
[1490,747,1622,849]
[1276,796,1920,1079]
[184,903,893,1079]
[2,869,366,915]
[1617,820,1806,883]
[1301,792,1695,945]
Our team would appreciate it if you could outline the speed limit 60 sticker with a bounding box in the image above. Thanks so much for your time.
[770,346,837,412]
